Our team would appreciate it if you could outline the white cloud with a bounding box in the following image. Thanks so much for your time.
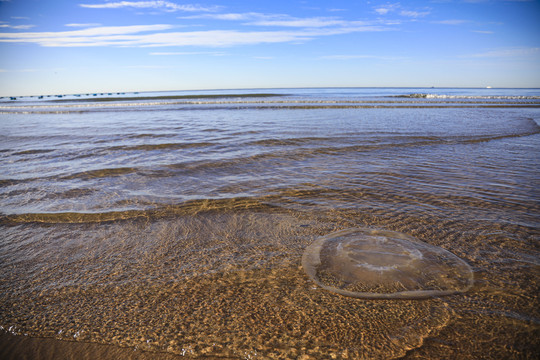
[400,10,430,18]
[134,29,325,47]
[141,30,308,47]
[180,12,263,21]
[0,25,174,46]
[374,3,400,15]
[150,51,225,56]
[0,24,35,30]
[248,18,344,28]
[79,1,219,12]
[1,7,396,48]
[65,23,103,27]
[0,24,387,48]
[433,19,468,25]
[0,24,173,37]
[247,17,367,28]
[374,3,430,18]
[181,12,382,28]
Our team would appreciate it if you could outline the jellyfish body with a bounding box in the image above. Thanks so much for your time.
[302,228,474,299]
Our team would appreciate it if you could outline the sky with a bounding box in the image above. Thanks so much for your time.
[0,0,539,96]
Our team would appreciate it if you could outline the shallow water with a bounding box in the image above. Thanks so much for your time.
[1,88,539,359]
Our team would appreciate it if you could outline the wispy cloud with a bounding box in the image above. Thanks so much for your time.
[180,12,391,28]
[247,17,349,28]
[180,12,264,22]
[432,19,469,25]
[374,3,400,15]
[0,23,389,48]
[251,18,377,28]
[320,54,408,60]
[79,1,220,12]
[149,51,225,56]
[374,3,430,18]
[179,12,258,21]
[0,6,395,49]
[400,10,430,18]
[0,25,174,46]
[0,23,35,30]
[65,23,103,28]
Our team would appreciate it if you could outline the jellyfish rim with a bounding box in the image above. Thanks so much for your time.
[302,228,474,300]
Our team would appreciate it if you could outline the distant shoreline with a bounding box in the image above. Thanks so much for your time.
[49,93,285,103]
[2,87,540,100]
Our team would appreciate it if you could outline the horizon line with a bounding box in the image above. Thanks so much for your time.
[3,86,540,98]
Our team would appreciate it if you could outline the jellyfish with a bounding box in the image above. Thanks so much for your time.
[302,228,474,299]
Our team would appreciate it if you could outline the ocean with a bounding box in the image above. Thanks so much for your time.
[0,88,539,359]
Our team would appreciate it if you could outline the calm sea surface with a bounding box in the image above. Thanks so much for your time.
[0,88,539,359]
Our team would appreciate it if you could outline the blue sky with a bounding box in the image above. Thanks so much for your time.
[0,0,539,95]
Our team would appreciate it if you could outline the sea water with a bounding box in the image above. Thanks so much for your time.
[0,88,539,359]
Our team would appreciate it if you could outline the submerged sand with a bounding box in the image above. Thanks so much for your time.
[1,208,539,359]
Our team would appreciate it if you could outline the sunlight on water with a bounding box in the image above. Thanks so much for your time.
[1,88,539,359]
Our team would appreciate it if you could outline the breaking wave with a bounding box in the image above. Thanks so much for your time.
[395,93,540,100]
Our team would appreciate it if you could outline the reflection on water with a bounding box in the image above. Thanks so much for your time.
[0,88,539,359]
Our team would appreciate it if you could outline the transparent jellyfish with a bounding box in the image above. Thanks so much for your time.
[303,228,474,299]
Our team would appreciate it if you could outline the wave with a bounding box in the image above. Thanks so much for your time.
[395,93,540,100]
[4,174,537,225]
[61,141,216,163]
[0,197,276,224]
[3,104,540,115]
[3,119,538,186]
[2,97,540,115]
[0,179,24,187]
[12,149,55,155]
[61,167,139,180]
[108,142,215,151]
[249,120,540,153]
[249,137,332,146]
[50,93,285,102]
[158,125,539,177]
[127,133,174,139]
[303,132,539,155]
